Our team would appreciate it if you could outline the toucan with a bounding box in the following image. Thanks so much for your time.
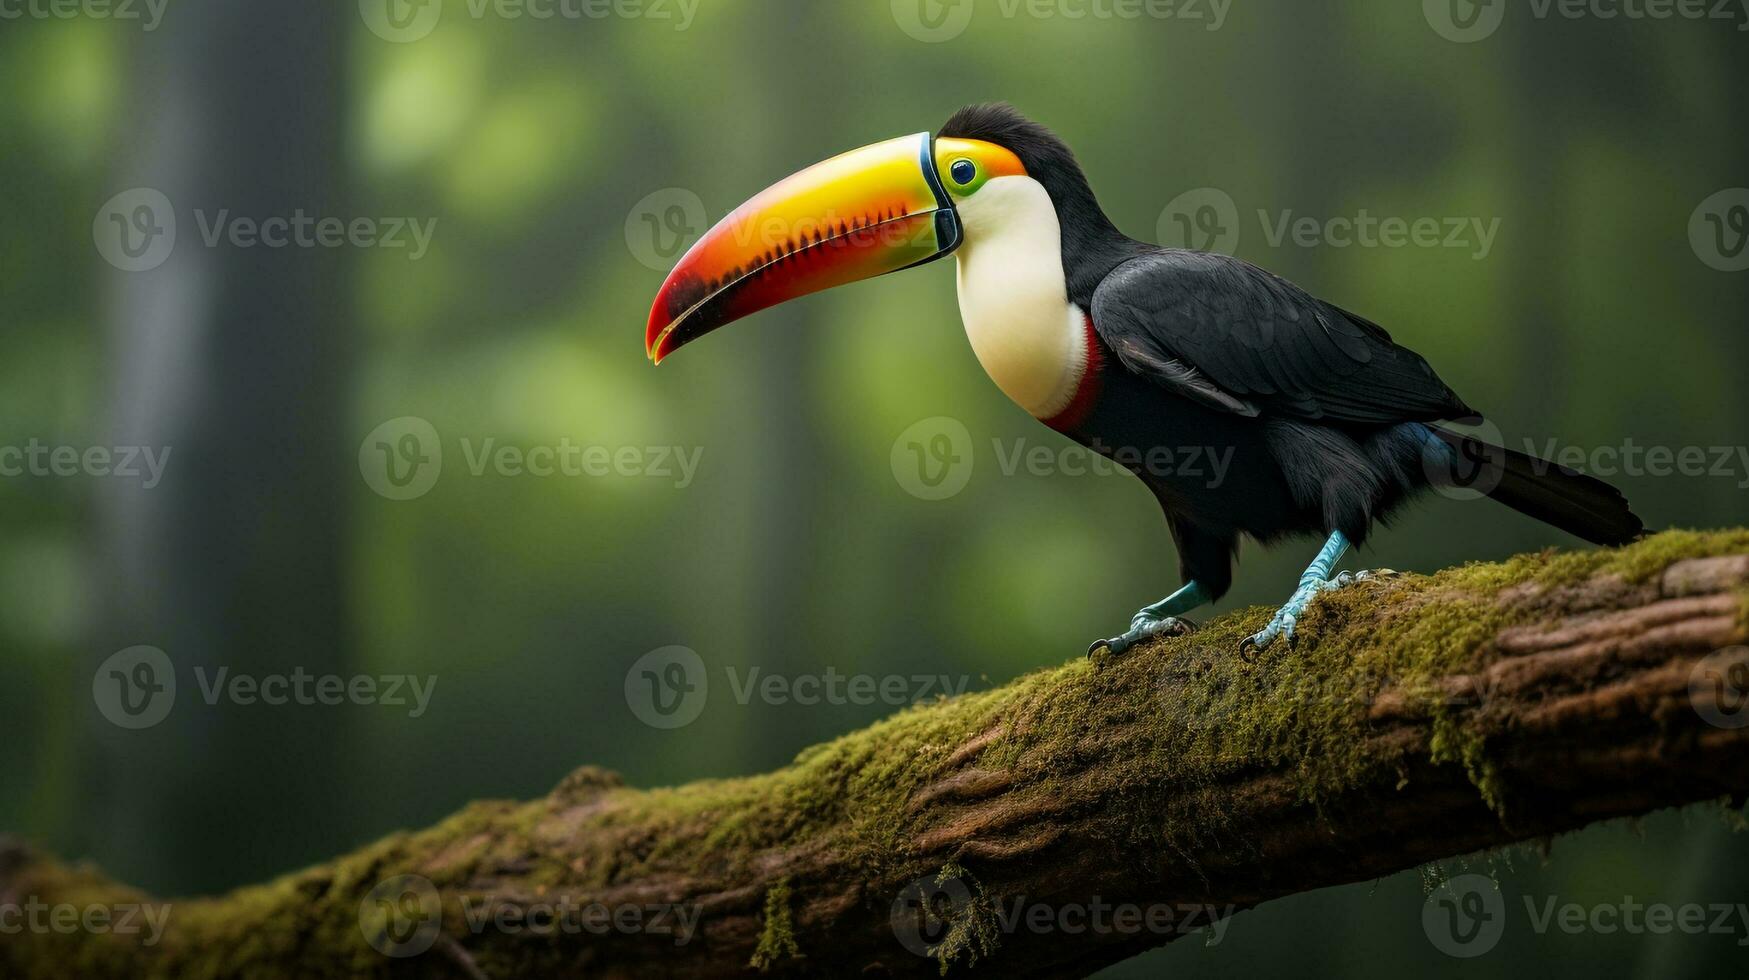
[644,103,1642,656]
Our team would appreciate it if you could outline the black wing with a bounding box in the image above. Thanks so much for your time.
[1090,250,1474,424]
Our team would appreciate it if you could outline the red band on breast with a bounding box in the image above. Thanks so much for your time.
[1041,313,1104,433]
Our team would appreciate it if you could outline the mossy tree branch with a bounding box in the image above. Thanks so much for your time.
[6,530,1749,979]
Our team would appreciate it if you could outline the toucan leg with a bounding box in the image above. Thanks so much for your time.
[1089,580,1212,658]
[1242,530,1361,653]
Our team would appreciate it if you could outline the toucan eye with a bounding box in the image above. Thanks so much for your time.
[949,159,977,185]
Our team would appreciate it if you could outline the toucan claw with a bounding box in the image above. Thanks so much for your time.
[1088,616,1198,661]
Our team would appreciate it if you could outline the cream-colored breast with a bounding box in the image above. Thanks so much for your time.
[952,177,1087,420]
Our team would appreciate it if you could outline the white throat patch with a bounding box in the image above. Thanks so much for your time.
[952,176,1088,420]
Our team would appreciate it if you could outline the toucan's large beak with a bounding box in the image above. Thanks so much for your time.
[645,132,961,364]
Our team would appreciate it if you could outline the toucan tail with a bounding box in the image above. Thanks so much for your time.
[1427,425,1644,547]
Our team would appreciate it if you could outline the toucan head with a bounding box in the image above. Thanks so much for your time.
[645,104,1107,364]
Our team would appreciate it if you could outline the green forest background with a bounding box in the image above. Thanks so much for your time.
[3,1,1747,975]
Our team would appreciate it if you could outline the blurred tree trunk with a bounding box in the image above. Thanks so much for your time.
[740,2,834,767]
[89,0,353,894]
[1507,19,1570,417]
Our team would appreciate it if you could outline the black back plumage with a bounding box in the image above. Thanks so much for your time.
[1093,250,1477,425]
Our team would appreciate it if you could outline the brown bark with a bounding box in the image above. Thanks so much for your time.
[4,531,1748,979]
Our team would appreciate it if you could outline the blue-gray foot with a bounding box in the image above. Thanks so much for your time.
[1088,580,1211,658]
[1088,614,1198,658]
[1240,568,1396,654]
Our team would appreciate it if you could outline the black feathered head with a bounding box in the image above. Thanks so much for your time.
[938,103,1132,298]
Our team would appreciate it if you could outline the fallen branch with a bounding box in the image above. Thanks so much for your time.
[5,529,1749,979]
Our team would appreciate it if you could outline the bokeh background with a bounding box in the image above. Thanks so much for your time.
[3,1,1748,975]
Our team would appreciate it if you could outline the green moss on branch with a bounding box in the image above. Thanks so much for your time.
[6,530,1749,979]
